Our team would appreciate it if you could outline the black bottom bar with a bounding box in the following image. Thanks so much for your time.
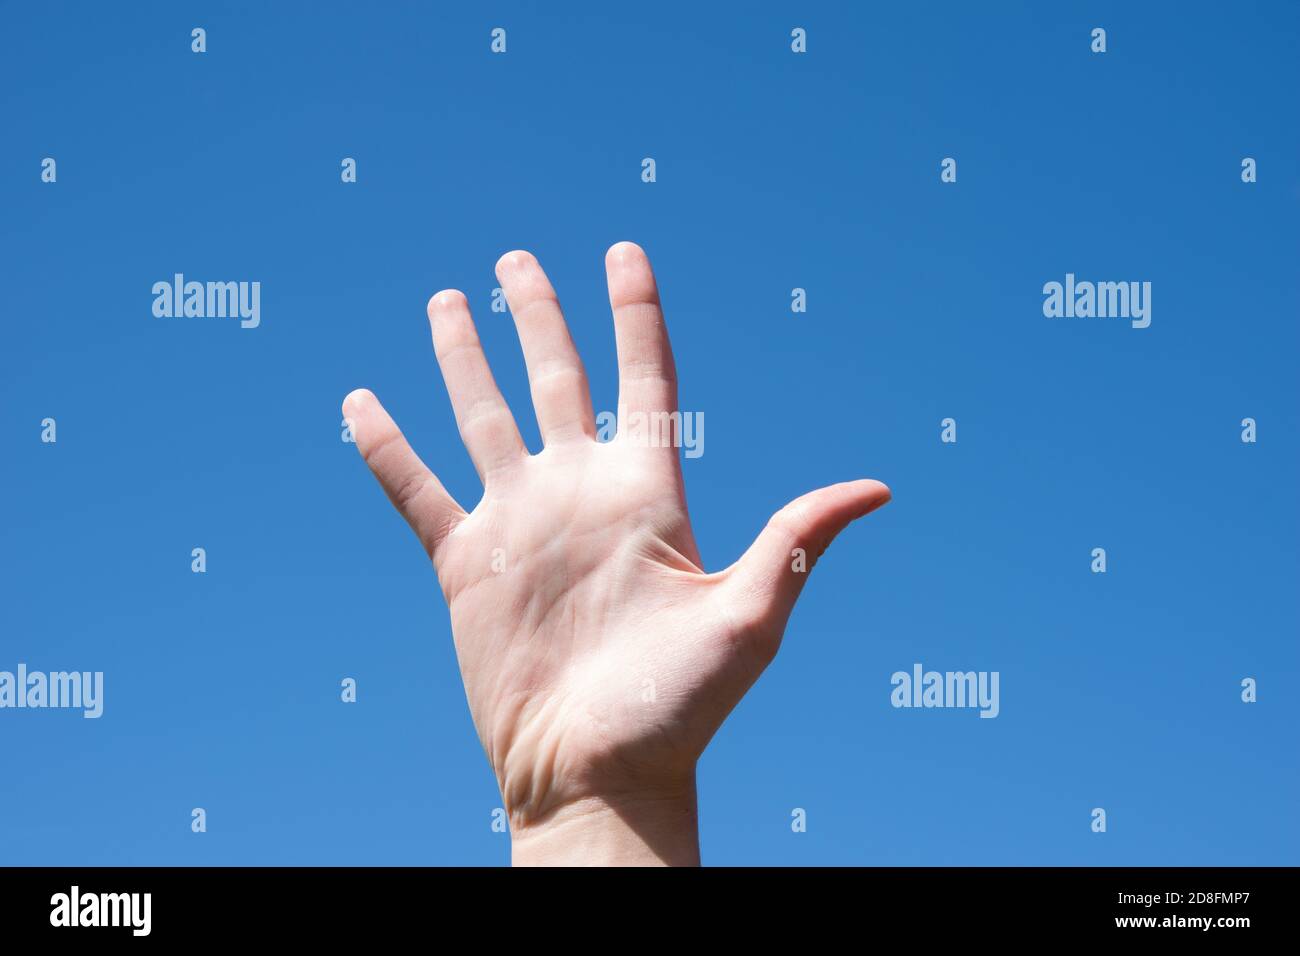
[0,866,1286,941]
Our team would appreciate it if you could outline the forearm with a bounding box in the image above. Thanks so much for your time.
[509,783,701,866]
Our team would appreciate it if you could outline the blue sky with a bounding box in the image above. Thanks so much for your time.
[1,1,1296,865]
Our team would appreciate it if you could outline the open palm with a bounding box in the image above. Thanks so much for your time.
[343,242,889,864]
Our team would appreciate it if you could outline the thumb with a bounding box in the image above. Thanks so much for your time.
[722,479,891,632]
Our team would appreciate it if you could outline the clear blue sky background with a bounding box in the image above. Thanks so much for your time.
[2,1,1296,866]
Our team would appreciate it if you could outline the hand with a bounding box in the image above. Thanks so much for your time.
[343,242,890,865]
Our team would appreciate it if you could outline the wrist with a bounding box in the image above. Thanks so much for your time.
[508,779,700,866]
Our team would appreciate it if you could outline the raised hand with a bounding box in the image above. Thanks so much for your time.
[343,242,890,865]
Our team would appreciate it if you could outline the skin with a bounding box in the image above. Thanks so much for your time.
[342,242,890,865]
